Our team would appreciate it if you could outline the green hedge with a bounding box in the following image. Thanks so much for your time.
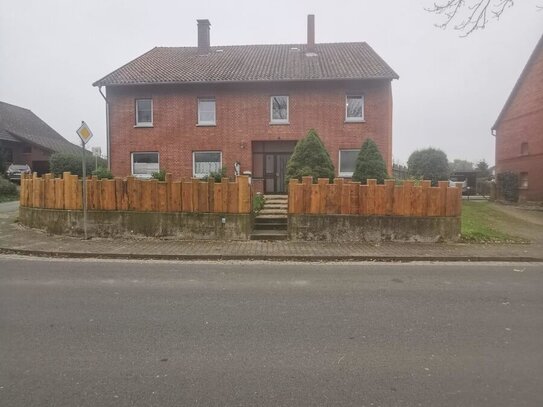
[49,153,106,177]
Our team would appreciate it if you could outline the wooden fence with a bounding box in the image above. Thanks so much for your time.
[288,178,462,217]
[20,173,251,214]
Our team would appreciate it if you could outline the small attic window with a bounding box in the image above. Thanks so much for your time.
[290,47,299,51]
[215,49,224,53]
[305,52,318,57]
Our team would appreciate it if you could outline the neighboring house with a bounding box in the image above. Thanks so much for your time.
[0,101,82,175]
[492,33,543,202]
[93,16,398,194]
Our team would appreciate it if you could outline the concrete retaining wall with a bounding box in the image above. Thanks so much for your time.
[288,214,461,242]
[19,207,252,240]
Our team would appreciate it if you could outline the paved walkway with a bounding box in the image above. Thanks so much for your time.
[1,201,542,262]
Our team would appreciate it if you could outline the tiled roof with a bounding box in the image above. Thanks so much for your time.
[93,42,399,87]
[0,101,81,154]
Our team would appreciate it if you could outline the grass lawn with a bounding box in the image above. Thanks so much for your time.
[0,194,19,203]
[461,201,528,243]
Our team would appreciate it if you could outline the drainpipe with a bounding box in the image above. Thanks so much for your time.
[97,86,111,170]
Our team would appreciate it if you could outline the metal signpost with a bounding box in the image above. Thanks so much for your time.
[76,121,94,240]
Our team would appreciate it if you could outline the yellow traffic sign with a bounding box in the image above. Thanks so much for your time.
[76,121,93,144]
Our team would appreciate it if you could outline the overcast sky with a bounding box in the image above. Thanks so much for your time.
[1,0,541,166]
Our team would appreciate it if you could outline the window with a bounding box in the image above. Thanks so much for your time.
[346,95,364,122]
[135,99,153,126]
[520,172,528,189]
[339,150,359,177]
[270,96,289,123]
[198,98,216,125]
[193,151,222,178]
[131,152,159,178]
[521,142,529,156]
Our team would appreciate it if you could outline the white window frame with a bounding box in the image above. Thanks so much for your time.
[193,151,222,178]
[345,95,364,122]
[338,149,359,178]
[270,95,289,124]
[131,152,159,178]
[135,99,153,127]
[197,97,216,126]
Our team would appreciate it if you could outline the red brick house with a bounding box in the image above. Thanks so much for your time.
[492,33,543,202]
[93,16,398,194]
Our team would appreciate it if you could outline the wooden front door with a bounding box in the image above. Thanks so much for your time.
[264,153,290,194]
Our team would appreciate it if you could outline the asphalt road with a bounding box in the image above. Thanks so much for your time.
[1,257,542,406]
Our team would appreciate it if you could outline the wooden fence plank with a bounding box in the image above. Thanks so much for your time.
[54,179,64,209]
[325,184,338,214]
[384,180,395,215]
[421,180,431,216]
[227,181,239,214]
[198,182,209,212]
[140,180,153,211]
[101,179,117,210]
[155,182,167,212]
[170,181,182,212]
[349,183,359,214]
[182,180,193,212]
[375,185,386,215]
[318,178,328,214]
[293,183,304,214]
[238,176,250,213]
[126,176,138,211]
[115,178,129,211]
[438,181,448,217]
[366,180,376,215]
[288,179,298,213]
[403,180,414,216]
[213,183,223,213]
[310,184,320,214]
[302,176,312,213]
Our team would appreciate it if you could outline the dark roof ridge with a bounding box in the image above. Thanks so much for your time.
[154,41,369,49]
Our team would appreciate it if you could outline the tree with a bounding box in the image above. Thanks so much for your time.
[449,159,474,173]
[407,147,450,186]
[425,0,540,36]
[286,129,335,182]
[475,159,491,179]
[352,139,388,184]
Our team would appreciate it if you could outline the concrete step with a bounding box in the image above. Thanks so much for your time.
[263,195,288,200]
[259,208,288,215]
[250,230,288,241]
[254,215,288,223]
[264,203,288,209]
[253,222,288,230]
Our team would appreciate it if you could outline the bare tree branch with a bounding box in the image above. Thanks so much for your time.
[426,0,516,36]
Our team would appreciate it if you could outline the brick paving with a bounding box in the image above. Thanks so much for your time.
[1,202,541,262]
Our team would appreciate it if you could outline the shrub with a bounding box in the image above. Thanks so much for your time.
[92,166,113,179]
[286,129,334,182]
[49,152,105,177]
[352,139,388,184]
[202,166,227,182]
[0,176,17,196]
[407,147,449,186]
[497,171,519,202]
[151,169,166,181]
[252,193,265,213]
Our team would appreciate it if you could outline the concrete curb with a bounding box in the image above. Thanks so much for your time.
[1,247,541,263]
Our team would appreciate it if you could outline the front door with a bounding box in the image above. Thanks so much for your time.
[264,153,290,194]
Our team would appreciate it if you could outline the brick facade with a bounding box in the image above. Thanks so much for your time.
[494,35,543,202]
[107,79,394,182]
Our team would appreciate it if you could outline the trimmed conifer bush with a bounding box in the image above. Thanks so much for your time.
[286,129,334,182]
[497,171,519,202]
[352,139,388,183]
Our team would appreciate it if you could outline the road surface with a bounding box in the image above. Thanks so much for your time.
[1,256,542,406]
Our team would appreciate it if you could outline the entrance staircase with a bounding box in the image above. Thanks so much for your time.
[251,195,288,240]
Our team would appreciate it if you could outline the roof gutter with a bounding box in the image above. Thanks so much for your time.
[97,86,111,171]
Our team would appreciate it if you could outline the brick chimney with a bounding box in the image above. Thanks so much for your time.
[307,15,315,52]
[197,19,211,54]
